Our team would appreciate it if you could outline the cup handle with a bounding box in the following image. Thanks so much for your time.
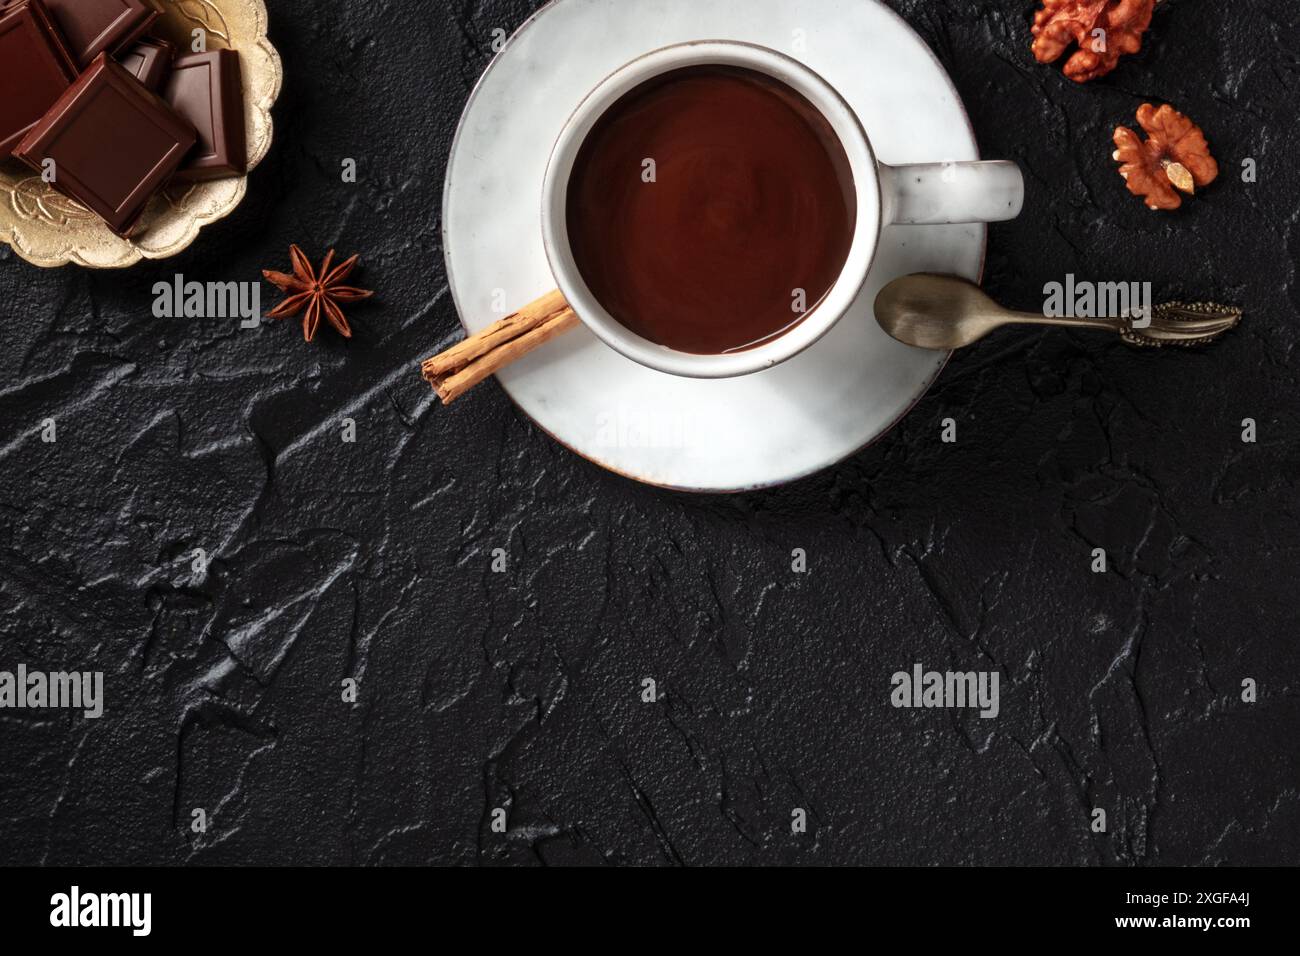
[879,160,1024,225]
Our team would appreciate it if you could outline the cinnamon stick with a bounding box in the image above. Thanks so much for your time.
[422,289,578,404]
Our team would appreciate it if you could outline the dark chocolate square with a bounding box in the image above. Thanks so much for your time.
[14,53,197,236]
[118,35,174,92]
[0,0,78,158]
[165,49,247,181]
[43,0,160,68]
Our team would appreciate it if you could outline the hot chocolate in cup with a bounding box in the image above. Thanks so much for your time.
[542,40,1024,379]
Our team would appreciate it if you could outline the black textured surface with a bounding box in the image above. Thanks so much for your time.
[1,0,1297,866]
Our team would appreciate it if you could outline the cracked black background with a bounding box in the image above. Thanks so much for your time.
[1,0,1298,866]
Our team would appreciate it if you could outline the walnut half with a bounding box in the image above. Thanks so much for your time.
[1113,104,1219,211]
[1031,0,1156,83]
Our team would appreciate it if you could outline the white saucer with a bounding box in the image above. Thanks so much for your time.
[443,0,986,492]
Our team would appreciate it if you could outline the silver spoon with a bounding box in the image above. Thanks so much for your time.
[874,273,1241,351]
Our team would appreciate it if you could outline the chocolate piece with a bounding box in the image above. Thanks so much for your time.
[15,53,196,236]
[118,35,174,92]
[164,49,247,181]
[0,0,78,158]
[43,0,160,68]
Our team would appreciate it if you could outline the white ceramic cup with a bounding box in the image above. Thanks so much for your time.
[541,40,1024,379]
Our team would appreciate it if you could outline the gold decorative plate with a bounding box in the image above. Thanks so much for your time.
[0,0,282,269]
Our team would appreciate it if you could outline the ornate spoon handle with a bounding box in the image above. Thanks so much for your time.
[1119,301,1243,347]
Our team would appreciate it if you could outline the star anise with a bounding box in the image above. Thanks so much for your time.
[263,245,374,341]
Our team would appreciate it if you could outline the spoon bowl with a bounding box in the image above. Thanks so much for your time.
[874,274,1010,349]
